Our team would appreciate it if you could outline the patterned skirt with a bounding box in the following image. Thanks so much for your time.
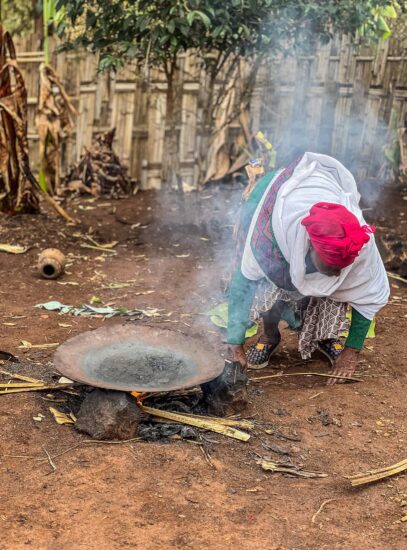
[252,282,348,360]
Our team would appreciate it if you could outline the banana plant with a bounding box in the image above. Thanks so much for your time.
[359,1,400,40]
[39,0,70,193]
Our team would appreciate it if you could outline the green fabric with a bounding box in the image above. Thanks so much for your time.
[246,170,276,207]
[345,308,371,350]
[227,268,259,344]
[239,171,276,234]
[227,171,275,344]
[227,172,276,345]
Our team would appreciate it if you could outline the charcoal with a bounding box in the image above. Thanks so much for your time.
[137,423,197,441]
[201,360,248,416]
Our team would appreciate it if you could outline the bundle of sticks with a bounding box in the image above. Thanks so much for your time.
[65,129,134,197]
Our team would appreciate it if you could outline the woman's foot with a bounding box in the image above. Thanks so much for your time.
[317,339,345,366]
[246,335,281,369]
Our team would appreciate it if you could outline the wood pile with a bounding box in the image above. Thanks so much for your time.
[65,129,134,197]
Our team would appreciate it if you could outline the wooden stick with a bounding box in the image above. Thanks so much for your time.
[40,190,76,224]
[0,383,75,395]
[43,446,56,473]
[0,382,45,388]
[386,271,407,284]
[199,443,217,470]
[0,369,44,384]
[250,372,362,383]
[311,499,335,523]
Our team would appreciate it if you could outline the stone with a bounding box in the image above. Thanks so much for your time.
[201,360,248,417]
[75,389,141,440]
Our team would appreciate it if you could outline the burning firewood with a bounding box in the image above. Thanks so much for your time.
[65,128,134,197]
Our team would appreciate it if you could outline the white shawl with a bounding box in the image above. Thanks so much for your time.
[241,153,389,320]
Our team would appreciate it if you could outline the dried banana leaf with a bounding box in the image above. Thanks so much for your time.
[0,27,74,222]
[36,63,76,194]
[49,406,76,425]
[348,458,407,487]
[0,27,38,213]
[259,459,328,478]
[139,404,250,441]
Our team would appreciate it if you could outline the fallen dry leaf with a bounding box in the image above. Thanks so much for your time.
[58,376,74,384]
[18,340,59,350]
[97,241,118,249]
[49,407,75,425]
[81,243,117,253]
[0,244,28,254]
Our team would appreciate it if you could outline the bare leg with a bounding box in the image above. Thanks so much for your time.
[246,301,283,367]
[259,300,285,344]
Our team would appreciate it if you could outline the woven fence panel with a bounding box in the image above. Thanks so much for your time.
[14,32,407,188]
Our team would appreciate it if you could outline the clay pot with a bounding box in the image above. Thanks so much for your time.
[38,248,66,279]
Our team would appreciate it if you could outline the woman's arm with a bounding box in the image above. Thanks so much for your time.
[328,307,372,385]
[227,267,259,345]
[345,308,372,350]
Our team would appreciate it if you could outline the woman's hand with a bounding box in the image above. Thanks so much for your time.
[227,344,248,368]
[327,347,360,385]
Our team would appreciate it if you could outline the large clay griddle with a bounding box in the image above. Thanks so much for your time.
[54,324,223,392]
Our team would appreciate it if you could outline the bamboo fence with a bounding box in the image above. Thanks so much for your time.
[14,30,407,189]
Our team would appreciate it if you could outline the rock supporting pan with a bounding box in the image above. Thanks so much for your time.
[54,324,223,392]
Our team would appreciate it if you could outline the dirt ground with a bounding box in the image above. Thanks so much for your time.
[0,181,406,550]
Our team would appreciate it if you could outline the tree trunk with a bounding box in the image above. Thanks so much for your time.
[197,55,260,187]
[197,66,216,186]
[162,58,182,191]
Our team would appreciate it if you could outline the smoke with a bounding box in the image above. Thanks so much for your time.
[134,40,399,341]
[257,49,394,189]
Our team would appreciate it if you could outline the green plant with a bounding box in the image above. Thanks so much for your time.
[56,0,405,186]
[1,0,36,36]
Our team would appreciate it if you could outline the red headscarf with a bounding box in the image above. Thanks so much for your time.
[301,202,375,269]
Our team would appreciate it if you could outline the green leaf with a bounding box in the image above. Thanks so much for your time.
[187,10,211,29]
[377,16,391,33]
[38,169,48,193]
[380,5,397,19]
[139,16,149,32]
[168,20,175,34]
[127,46,139,58]
[180,25,190,37]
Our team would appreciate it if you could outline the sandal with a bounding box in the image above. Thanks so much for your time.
[317,339,344,366]
[246,338,281,369]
